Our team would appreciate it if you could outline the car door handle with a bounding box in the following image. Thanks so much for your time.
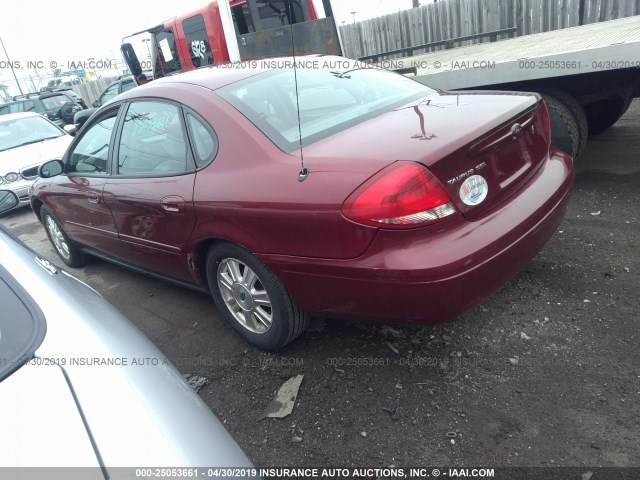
[161,195,186,214]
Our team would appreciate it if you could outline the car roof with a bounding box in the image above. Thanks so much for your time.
[38,91,69,99]
[146,54,343,91]
[0,111,40,122]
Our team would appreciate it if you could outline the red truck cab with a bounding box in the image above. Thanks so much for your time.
[122,0,338,84]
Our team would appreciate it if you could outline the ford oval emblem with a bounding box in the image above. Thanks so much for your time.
[512,123,523,136]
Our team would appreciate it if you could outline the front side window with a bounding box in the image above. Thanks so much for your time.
[183,14,214,68]
[117,101,188,176]
[67,113,117,175]
[152,28,182,78]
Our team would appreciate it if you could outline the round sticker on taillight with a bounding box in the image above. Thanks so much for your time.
[459,175,488,206]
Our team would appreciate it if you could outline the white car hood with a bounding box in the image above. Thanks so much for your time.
[0,135,72,174]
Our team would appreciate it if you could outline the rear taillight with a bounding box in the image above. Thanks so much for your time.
[342,162,459,229]
[539,100,552,145]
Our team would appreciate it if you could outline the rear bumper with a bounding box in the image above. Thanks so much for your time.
[258,149,574,324]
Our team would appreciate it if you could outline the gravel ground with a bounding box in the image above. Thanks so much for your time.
[1,100,638,470]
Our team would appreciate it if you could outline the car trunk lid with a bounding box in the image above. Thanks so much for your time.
[302,91,549,221]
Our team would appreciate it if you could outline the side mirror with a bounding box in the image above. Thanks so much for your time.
[38,159,65,179]
[0,190,19,214]
[64,124,77,136]
[92,99,99,107]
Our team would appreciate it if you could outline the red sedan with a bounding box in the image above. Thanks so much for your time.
[30,57,574,350]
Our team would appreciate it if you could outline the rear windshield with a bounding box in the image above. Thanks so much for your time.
[216,65,434,153]
[40,95,68,110]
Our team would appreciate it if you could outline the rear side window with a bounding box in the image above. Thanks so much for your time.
[117,101,188,176]
[186,113,218,167]
[183,14,214,68]
[22,101,36,113]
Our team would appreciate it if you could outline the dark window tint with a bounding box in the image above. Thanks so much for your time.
[68,114,117,175]
[187,113,217,166]
[232,4,255,35]
[231,1,304,33]
[183,14,214,68]
[153,28,182,78]
[22,101,36,113]
[259,1,305,29]
[118,101,188,176]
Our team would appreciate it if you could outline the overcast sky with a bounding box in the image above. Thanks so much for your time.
[0,0,425,91]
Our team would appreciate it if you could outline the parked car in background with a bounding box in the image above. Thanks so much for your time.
[0,96,48,118]
[0,226,254,468]
[0,112,73,215]
[1,91,86,127]
[39,90,85,126]
[74,76,136,128]
[30,56,574,350]
[53,88,88,109]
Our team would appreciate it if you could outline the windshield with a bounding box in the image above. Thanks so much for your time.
[216,65,435,153]
[0,116,64,152]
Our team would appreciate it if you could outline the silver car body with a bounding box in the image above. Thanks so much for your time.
[0,112,72,213]
[0,227,253,469]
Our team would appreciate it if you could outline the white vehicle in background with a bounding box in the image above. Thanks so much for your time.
[0,112,72,215]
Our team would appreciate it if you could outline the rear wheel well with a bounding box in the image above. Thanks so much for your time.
[193,238,249,286]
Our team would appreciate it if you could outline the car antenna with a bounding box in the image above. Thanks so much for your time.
[288,1,308,182]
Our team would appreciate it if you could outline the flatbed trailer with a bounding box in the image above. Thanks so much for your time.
[375,16,640,159]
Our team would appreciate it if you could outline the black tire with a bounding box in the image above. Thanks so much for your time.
[584,95,632,136]
[538,89,588,160]
[541,93,581,159]
[206,242,309,350]
[40,206,87,268]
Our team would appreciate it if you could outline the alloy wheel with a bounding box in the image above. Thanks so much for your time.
[217,258,273,334]
[45,215,70,260]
